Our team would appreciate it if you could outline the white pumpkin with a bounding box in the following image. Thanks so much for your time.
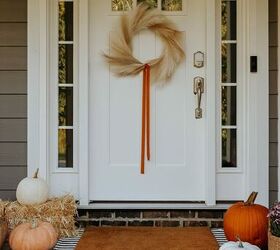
[220,241,261,250]
[16,169,49,205]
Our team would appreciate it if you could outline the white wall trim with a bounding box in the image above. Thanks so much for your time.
[29,0,87,201]
[205,0,217,206]
[256,0,269,206]
[78,203,231,210]
[78,0,89,206]
[245,0,269,206]
[28,0,49,180]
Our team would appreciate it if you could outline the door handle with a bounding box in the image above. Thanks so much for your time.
[193,77,204,119]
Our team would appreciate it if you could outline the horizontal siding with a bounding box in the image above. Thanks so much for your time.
[270,166,278,191]
[269,0,278,205]
[0,143,27,165]
[0,71,27,94]
[0,23,27,46]
[269,47,278,71]
[0,0,27,200]
[0,191,16,200]
[0,95,27,118]
[270,191,278,205]
[0,47,27,70]
[270,142,278,167]
[270,70,278,94]
[270,22,278,46]
[270,119,278,143]
[0,0,27,22]
[0,119,27,142]
[269,0,278,22]
[0,166,26,189]
[269,95,278,119]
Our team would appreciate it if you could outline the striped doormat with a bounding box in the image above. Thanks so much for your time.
[54,228,227,250]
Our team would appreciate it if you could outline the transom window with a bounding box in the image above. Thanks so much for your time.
[111,0,183,11]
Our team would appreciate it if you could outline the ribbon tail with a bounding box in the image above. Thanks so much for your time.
[141,67,147,174]
[146,65,151,161]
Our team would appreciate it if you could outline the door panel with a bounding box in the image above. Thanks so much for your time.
[89,0,207,201]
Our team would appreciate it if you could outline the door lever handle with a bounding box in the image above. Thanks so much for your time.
[193,77,204,119]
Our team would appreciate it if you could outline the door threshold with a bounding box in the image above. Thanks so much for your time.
[78,201,232,210]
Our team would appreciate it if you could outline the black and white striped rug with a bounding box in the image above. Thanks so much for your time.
[54,228,227,250]
[211,228,228,246]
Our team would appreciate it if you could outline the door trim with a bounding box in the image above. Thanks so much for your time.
[27,0,269,207]
[27,0,49,180]
[205,0,217,206]
[244,0,269,206]
[78,0,90,206]
[78,202,231,210]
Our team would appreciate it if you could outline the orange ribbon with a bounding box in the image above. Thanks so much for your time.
[141,64,151,174]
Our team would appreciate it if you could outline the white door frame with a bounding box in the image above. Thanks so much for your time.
[27,0,268,207]
[244,0,268,206]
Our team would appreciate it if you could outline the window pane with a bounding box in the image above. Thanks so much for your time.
[222,86,236,126]
[59,44,73,83]
[59,2,73,41]
[138,0,158,8]
[58,129,73,168]
[162,0,182,11]
[222,0,237,40]
[222,129,237,168]
[112,0,133,11]
[59,87,73,126]
[222,43,236,83]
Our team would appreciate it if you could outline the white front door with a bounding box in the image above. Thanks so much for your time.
[28,0,269,206]
[89,0,209,201]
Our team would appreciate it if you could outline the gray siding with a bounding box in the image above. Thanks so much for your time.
[0,0,27,200]
[269,0,278,205]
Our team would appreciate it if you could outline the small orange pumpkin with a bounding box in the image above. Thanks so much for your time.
[224,192,268,248]
[9,221,58,250]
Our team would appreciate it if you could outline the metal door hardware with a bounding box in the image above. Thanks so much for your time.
[193,51,205,68]
[193,77,205,119]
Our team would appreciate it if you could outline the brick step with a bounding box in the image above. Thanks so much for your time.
[76,209,224,228]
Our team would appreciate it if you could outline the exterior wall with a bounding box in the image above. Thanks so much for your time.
[269,0,278,205]
[0,0,27,199]
[0,0,277,206]
[77,210,224,228]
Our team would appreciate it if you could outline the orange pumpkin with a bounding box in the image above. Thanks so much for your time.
[9,221,58,250]
[224,192,268,248]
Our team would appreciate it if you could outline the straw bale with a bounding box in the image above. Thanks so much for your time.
[0,200,9,220]
[4,195,78,237]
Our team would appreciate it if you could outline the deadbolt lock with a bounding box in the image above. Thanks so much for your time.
[193,51,205,68]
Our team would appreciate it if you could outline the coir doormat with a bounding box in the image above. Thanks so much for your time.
[75,227,219,250]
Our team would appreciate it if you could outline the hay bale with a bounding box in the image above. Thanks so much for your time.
[0,221,8,249]
[5,195,78,238]
[0,200,9,219]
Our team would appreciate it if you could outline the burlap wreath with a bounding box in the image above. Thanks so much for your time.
[104,3,185,83]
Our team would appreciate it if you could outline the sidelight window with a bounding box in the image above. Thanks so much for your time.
[221,0,237,168]
[57,0,75,168]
